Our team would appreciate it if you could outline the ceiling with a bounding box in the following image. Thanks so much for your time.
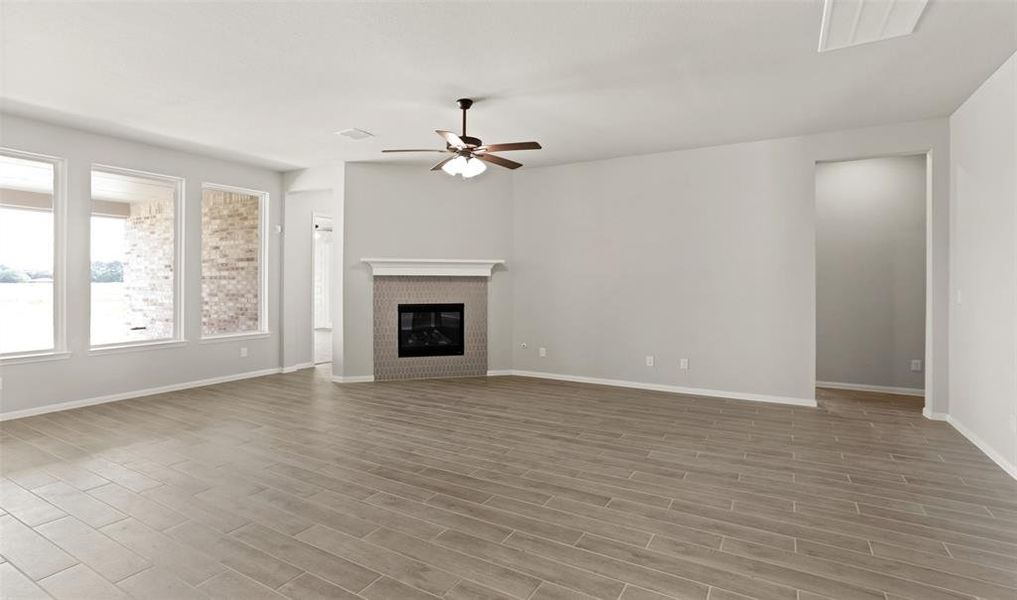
[2,1,1014,171]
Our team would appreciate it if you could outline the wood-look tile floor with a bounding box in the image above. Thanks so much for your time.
[2,369,1016,600]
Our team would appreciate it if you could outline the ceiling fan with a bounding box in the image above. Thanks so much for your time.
[382,98,542,178]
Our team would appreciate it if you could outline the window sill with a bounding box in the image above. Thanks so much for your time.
[89,339,188,356]
[199,331,272,344]
[0,351,72,366]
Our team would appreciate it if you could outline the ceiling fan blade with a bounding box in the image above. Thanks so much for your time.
[476,153,522,170]
[436,130,467,148]
[430,156,454,171]
[382,149,448,153]
[475,141,542,153]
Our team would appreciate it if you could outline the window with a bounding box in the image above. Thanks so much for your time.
[201,184,267,337]
[0,150,62,357]
[90,166,182,347]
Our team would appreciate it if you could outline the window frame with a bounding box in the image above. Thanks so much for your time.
[199,182,270,340]
[87,164,186,352]
[0,147,68,363]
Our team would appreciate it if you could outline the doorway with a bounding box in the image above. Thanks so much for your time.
[312,214,333,365]
[815,155,928,412]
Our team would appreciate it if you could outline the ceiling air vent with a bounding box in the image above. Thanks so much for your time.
[336,128,374,140]
[818,0,929,52]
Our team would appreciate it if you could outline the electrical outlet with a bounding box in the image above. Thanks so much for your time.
[240,346,248,358]
[645,355,654,367]
[538,347,547,358]
[520,342,528,349]
[910,359,922,372]
[679,358,689,370]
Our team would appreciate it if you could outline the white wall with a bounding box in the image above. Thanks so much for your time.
[283,165,345,377]
[816,156,926,392]
[281,189,332,370]
[342,163,514,378]
[949,51,1017,477]
[0,115,284,417]
[0,115,956,421]
[511,119,950,409]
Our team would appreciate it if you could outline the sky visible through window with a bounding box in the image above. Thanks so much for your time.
[91,216,126,263]
[0,207,52,272]
[0,207,54,353]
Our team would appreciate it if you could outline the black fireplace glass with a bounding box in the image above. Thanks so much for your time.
[397,303,465,357]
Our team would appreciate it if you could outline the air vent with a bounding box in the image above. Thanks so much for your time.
[818,0,929,52]
[336,128,374,140]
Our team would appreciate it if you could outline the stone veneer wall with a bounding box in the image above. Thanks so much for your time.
[201,190,261,336]
[123,199,175,338]
[373,276,487,380]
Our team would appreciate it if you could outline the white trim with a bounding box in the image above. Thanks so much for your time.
[508,370,817,407]
[282,362,315,373]
[816,381,925,397]
[0,351,72,366]
[945,414,1017,481]
[334,369,815,406]
[923,407,948,421]
[89,340,188,356]
[922,150,935,420]
[0,367,282,422]
[362,258,505,277]
[199,331,272,344]
[331,375,375,384]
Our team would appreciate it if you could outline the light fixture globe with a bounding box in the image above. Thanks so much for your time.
[441,155,468,176]
[461,157,487,178]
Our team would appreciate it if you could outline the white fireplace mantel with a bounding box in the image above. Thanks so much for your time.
[362,258,505,277]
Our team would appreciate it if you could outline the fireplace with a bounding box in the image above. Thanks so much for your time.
[397,303,465,357]
[370,275,489,380]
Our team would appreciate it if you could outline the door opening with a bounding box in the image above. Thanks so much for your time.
[815,154,928,413]
[313,215,332,365]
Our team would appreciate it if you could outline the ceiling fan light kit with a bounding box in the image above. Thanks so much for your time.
[442,155,486,178]
[383,98,542,178]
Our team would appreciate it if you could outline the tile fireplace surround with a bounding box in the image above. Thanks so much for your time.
[372,276,488,380]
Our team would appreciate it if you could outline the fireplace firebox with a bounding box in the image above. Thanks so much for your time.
[397,303,465,357]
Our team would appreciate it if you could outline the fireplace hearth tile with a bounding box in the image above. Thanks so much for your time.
[373,276,487,381]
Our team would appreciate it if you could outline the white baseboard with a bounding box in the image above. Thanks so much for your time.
[816,381,925,397]
[923,407,948,421]
[331,375,375,384]
[282,362,315,374]
[333,369,814,407]
[508,370,817,407]
[945,415,1017,481]
[0,367,283,422]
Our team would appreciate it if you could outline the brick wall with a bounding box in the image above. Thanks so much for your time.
[201,189,261,336]
[123,199,175,338]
